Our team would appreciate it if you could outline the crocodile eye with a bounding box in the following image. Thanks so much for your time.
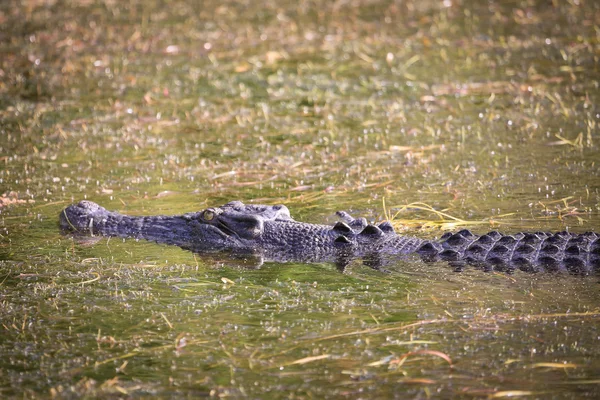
[203,210,215,221]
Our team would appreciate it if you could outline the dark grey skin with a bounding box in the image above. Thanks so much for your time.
[60,200,600,274]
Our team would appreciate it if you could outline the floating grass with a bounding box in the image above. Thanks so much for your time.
[382,196,593,232]
[383,199,517,231]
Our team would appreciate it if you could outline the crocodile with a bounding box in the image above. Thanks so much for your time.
[60,200,600,274]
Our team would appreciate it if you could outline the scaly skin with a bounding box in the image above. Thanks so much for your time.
[60,200,600,274]
[59,200,239,252]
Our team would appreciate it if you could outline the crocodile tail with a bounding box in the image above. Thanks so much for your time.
[416,230,600,275]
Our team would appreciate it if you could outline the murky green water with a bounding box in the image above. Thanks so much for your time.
[1,0,600,398]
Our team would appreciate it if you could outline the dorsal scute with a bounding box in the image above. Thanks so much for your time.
[515,244,536,254]
[497,236,516,245]
[475,234,496,245]
[564,257,587,274]
[440,232,453,240]
[332,221,352,234]
[378,221,395,234]
[465,244,487,257]
[359,224,384,238]
[521,233,542,244]
[443,232,476,248]
[488,244,510,256]
[565,245,581,255]
[486,231,502,240]
[415,242,443,262]
[547,235,567,245]
[335,211,368,230]
[351,217,368,230]
[334,235,351,245]
[456,229,476,238]
[439,249,460,261]
[540,244,560,255]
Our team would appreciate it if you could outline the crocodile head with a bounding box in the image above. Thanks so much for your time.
[197,201,291,240]
[59,200,113,233]
[60,200,294,255]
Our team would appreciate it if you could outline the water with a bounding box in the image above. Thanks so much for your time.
[1,0,600,398]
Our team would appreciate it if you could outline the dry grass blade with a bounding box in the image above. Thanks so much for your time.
[390,350,453,367]
[285,354,331,366]
[94,351,139,367]
[549,133,584,148]
[259,319,450,360]
[160,313,173,329]
[384,201,515,230]
[491,390,536,398]
[391,202,464,222]
[509,311,600,320]
[397,378,437,384]
[71,272,100,286]
[561,379,600,384]
[532,363,578,369]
